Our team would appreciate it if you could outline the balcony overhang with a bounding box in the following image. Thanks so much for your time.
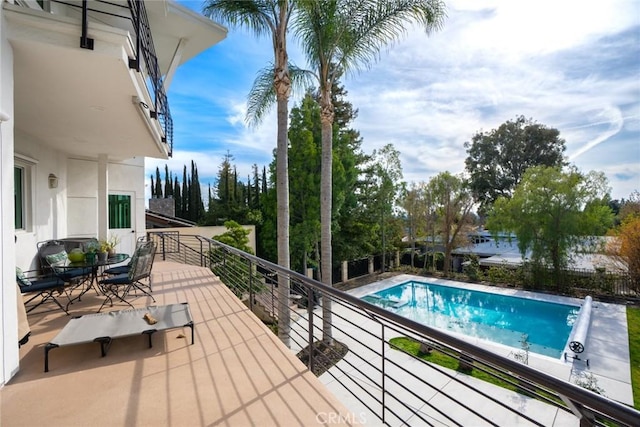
[6,4,170,161]
[6,1,227,162]
[145,1,227,77]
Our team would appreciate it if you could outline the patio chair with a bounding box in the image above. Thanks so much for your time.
[37,239,93,282]
[37,239,95,306]
[17,267,69,315]
[102,237,150,276]
[98,241,157,312]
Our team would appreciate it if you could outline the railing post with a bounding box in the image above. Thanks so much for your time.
[248,259,254,311]
[271,276,275,319]
[307,286,314,374]
[161,233,166,261]
[560,396,596,427]
[80,0,94,49]
[222,251,227,282]
[132,0,140,71]
[381,324,386,423]
[200,239,204,267]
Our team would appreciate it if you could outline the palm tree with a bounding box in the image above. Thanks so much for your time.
[202,0,295,346]
[294,0,446,342]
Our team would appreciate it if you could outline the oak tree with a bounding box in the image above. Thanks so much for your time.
[464,115,566,216]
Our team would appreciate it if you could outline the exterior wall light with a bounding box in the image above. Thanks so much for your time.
[48,173,58,189]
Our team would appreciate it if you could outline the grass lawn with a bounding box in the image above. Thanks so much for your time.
[627,306,640,409]
[388,337,522,393]
[391,309,640,412]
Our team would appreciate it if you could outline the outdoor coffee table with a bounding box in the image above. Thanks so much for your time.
[44,303,194,372]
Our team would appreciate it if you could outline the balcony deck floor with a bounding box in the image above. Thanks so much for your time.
[2,261,354,426]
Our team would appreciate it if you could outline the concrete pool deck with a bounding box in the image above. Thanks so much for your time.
[348,274,634,406]
[302,275,633,427]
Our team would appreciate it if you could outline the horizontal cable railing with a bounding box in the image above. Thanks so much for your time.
[148,231,640,427]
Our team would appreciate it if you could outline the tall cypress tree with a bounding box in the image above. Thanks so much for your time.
[150,174,155,198]
[217,153,233,216]
[261,166,268,194]
[233,166,239,205]
[187,176,193,221]
[189,161,196,221]
[167,171,174,197]
[174,176,182,217]
[252,164,260,209]
[164,165,171,198]
[192,162,205,222]
[181,166,188,220]
[246,174,252,209]
[154,167,163,198]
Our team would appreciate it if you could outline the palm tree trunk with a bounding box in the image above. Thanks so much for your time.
[320,86,334,344]
[275,14,291,347]
[276,95,290,347]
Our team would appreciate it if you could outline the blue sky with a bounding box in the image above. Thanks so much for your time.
[147,0,640,203]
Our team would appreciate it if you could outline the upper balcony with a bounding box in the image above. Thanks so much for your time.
[4,0,226,161]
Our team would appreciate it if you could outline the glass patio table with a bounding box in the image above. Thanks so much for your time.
[61,253,130,309]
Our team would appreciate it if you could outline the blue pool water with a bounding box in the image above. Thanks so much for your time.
[362,281,580,358]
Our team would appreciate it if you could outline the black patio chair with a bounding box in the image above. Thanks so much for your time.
[98,241,157,312]
[102,236,150,276]
[37,239,93,283]
[37,239,95,307]
[17,267,69,315]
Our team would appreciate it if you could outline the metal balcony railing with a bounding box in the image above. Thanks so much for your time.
[147,231,640,427]
[126,0,173,153]
[45,0,174,156]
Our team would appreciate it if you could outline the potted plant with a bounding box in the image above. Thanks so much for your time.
[107,234,121,257]
[97,239,110,262]
[84,240,99,264]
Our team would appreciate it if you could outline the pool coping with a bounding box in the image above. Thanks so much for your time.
[349,274,633,406]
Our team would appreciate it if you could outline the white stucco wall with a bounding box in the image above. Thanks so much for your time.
[14,129,69,270]
[67,156,145,254]
[1,3,19,387]
[67,157,99,236]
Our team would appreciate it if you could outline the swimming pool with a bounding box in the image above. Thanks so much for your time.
[362,281,580,358]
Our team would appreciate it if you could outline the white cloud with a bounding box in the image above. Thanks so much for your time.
[449,0,639,57]
[568,106,624,160]
[336,0,640,200]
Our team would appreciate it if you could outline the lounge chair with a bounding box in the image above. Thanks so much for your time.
[44,303,194,372]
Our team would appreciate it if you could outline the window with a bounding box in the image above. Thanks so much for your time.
[109,194,131,229]
[14,155,36,232]
[14,166,24,229]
